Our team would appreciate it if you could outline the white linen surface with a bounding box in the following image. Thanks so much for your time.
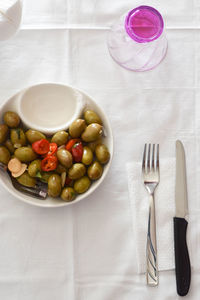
[0,0,200,299]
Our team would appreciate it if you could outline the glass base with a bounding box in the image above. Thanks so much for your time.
[108,36,168,72]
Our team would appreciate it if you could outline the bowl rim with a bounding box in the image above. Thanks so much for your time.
[0,82,114,208]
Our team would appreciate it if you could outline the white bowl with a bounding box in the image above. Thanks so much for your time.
[0,83,113,208]
[18,83,85,135]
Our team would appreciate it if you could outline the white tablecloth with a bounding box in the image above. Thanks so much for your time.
[0,0,200,299]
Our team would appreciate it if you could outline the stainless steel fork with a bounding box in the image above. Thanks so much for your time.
[142,144,160,286]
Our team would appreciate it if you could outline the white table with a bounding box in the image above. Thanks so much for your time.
[0,1,200,299]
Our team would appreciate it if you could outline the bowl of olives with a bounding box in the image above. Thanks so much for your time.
[0,83,113,207]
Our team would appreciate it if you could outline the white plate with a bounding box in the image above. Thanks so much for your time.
[0,83,113,208]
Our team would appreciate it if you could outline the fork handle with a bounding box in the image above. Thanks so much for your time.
[146,194,159,286]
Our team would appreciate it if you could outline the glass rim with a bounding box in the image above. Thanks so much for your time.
[125,5,164,43]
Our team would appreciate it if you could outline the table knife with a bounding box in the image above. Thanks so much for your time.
[174,140,191,296]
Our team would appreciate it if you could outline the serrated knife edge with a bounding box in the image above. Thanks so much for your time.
[175,140,188,218]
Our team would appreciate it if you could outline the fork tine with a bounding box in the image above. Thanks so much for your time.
[156,144,159,170]
[152,144,155,170]
[142,144,147,172]
[147,144,151,171]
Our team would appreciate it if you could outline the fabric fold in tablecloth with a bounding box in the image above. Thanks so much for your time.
[0,0,23,41]
[126,157,176,274]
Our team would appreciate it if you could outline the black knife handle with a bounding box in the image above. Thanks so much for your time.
[174,217,191,296]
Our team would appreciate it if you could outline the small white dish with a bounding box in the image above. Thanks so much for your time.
[0,83,113,208]
[18,83,85,135]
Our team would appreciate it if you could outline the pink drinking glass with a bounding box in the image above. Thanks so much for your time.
[107,6,168,71]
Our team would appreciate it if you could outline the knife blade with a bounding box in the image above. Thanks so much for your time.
[174,140,191,296]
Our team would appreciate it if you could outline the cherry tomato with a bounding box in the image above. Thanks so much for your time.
[32,139,50,155]
[41,155,58,172]
[71,142,83,162]
[66,139,80,152]
[47,143,58,156]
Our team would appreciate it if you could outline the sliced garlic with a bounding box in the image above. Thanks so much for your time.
[61,171,67,187]
[58,145,66,151]
[8,157,22,173]
[12,163,27,178]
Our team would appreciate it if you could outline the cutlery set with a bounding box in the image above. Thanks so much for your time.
[142,141,191,296]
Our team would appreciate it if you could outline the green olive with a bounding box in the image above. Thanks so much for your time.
[61,187,76,202]
[10,128,26,148]
[57,149,72,168]
[87,161,103,180]
[84,110,102,125]
[48,174,62,197]
[14,147,37,162]
[39,171,54,183]
[0,146,11,165]
[25,129,46,144]
[68,163,86,180]
[28,159,42,177]
[69,119,86,138]
[55,163,67,174]
[3,111,20,128]
[95,144,110,164]
[16,171,36,187]
[81,146,93,165]
[87,138,102,152]
[51,131,69,146]
[0,124,9,143]
[74,176,91,194]
[4,139,15,154]
[81,123,102,142]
